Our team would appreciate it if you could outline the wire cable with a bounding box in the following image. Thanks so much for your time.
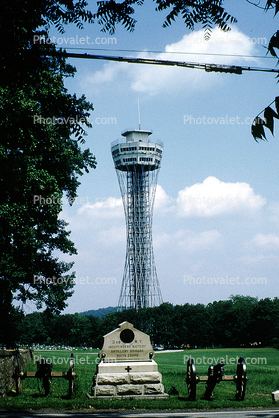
[49,50,279,75]
[61,46,275,60]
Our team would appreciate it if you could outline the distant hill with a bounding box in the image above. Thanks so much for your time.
[79,306,117,318]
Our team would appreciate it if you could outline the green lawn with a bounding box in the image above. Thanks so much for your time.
[0,347,279,410]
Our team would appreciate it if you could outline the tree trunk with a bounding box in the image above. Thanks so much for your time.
[0,279,17,347]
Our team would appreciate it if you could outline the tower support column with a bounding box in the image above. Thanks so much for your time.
[111,130,163,310]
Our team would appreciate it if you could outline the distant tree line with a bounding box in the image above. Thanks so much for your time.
[10,296,279,349]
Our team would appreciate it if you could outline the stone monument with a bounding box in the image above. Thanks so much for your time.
[89,321,168,398]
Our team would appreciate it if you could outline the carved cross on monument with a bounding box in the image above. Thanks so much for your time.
[125,365,132,373]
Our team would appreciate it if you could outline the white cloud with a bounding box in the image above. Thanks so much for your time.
[266,203,279,227]
[131,28,255,94]
[68,178,264,225]
[177,176,265,217]
[252,233,279,249]
[154,184,174,212]
[97,226,125,246]
[86,61,126,85]
[154,229,221,252]
[240,254,279,265]
[84,27,257,95]
[77,196,123,219]
[72,185,172,221]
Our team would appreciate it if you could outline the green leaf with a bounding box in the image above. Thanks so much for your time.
[251,117,267,141]
[268,31,279,57]
[264,106,278,135]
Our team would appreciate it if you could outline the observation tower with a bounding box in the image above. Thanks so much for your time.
[111,129,163,310]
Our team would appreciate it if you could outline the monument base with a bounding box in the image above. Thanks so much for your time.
[91,360,168,398]
[88,393,169,399]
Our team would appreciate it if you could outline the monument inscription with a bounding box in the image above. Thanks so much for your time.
[101,321,153,362]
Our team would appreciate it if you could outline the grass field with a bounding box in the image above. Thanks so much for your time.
[1,348,279,410]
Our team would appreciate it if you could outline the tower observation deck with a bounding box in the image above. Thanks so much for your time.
[111,129,163,310]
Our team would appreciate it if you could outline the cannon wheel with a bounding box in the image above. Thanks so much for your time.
[66,353,76,398]
[66,369,76,398]
[35,360,52,396]
[42,375,51,396]
[235,357,247,401]
[68,374,75,398]
[13,351,22,395]
[186,358,197,400]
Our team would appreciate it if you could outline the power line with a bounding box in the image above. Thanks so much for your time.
[50,50,279,75]
[63,46,275,60]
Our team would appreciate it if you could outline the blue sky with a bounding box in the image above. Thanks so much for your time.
[29,2,279,313]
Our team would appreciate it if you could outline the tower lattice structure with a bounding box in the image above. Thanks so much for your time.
[111,129,163,310]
